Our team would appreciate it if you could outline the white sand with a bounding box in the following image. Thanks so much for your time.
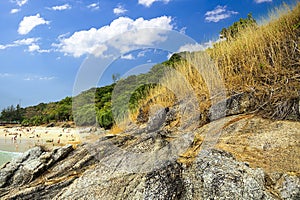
[0,126,85,151]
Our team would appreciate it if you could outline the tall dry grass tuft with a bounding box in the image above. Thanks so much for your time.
[131,52,221,124]
[134,2,300,122]
[208,2,300,118]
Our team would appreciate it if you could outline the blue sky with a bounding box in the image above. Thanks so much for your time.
[0,0,296,110]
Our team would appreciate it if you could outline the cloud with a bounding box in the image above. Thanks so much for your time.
[0,73,13,78]
[0,44,14,50]
[55,16,173,57]
[18,14,50,35]
[24,75,56,81]
[87,2,100,10]
[137,50,148,58]
[0,38,39,50]
[0,38,50,53]
[178,43,211,52]
[138,0,170,7]
[28,44,40,52]
[58,32,70,39]
[11,0,28,7]
[121,54,135,60]
[205,5,238,22]
[179,27,187,34]
[178,38,225,52]
[14,38,39,45]
[113,5,127,15]
[254,0,272,3]
[39,76,55,81]
[10,0,27,13]
[27,43,51,53]
[10,8,20,14]
[50,4,71,11]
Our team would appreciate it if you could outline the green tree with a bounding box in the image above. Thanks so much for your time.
[0,104,23,123]
[220,13,257,39]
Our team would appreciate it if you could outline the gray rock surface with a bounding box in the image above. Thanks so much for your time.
[277,174,300,200]
[146,108,169,132]
[0,146,43,188]
[0,115,299,199]
[183,149,274,200]
[209,92,253,121]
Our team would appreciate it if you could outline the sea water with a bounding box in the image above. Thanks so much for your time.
[0,139,35,166]
[0,150,21,166]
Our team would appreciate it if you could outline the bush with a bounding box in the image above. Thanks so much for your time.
[97,102,114,129]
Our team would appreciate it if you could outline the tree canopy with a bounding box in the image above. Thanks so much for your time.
[220,13,257,39]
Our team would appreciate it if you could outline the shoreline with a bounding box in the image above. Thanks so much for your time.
[0,126,105,153]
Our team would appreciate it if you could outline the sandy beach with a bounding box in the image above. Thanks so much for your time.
[0,125,106,166]
[0,126,105,153]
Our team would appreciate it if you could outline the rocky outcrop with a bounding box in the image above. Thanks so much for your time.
[183,149,274,200]
[56,148,280,200]
[0,144,96,199]
[209,92,254,121]
[0,115,299,199]
[0,93,300,200]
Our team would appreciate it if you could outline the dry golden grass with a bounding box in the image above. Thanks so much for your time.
[133,2,300,123]
[109,124,124,134]
[176,114,299,175]
[216,116,300,175]
[210,7,299,86]
[208,3,300,117]
[177,133,203,166]
[131,54,214,124]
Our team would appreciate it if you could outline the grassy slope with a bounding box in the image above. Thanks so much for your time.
[208,2,300,119]
[16,3,300,129]
[133,2,300,126]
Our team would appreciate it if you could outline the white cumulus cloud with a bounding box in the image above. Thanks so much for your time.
[14,37,39,45]
[18,14,50,35]
[0,38,39,50]
[55,16,173,57]
[10,8,20,14]
[121,54,135,60]
[205,5,238,23]
[11,0,28,7]
[138,0,170,7]
[254,0,272,3]
[51,4,71,11]
[0,43,15,50]
[87,2,100,10]
[10,0,28,13]
[113,5,127,15]
[0,37,50,53]
[27,43,51,53]
[28,43,40,52]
